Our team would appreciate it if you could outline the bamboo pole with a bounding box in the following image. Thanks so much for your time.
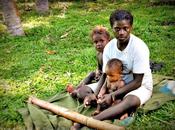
[29,97,125,130]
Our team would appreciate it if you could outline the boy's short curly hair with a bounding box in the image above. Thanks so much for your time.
[91,25,110,41]
[109,10,133,27]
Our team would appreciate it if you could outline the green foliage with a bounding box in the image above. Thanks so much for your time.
[0,0,175,129]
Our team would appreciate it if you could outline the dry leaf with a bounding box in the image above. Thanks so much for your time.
[46,50,56,55]
[60,32,69,38]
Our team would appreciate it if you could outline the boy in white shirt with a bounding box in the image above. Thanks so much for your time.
[71,9,153,130]
[93,9,153,121]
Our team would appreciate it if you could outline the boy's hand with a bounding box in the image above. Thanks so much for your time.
[97,87,106,99]
[95,70,102,81]
[97,93,103,99]
[97,94,112,106]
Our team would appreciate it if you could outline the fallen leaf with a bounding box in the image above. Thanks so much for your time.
[60,32,69,38]
[46,50,56,55]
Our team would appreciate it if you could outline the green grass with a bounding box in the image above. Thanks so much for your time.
[0,0,175,129]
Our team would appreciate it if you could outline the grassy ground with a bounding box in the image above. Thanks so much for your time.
[0,0,175,129]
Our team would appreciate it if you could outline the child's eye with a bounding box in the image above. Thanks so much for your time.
[93,41,98,44]
[101,40,104,42]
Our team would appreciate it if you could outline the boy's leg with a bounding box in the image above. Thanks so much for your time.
[92,104,101,116]
[77,86,94,101]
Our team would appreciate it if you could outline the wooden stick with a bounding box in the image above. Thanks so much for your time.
[29,96,125,130]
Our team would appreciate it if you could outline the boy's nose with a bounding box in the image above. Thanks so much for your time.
[96,42,101,46]
[119,29,124,35]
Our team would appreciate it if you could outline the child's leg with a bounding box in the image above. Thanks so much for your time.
[83,93,97,107]
[77,86,93,101]
[92,104,101,116]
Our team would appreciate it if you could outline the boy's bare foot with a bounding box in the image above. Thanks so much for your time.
[120,113,128,120]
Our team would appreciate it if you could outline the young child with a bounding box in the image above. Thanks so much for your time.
[69,25,111,101]
[71,58,125,130]
[93,58,125,115]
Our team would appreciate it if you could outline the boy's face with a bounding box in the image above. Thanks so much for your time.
[112,20,132,43]
[92,34,109,52]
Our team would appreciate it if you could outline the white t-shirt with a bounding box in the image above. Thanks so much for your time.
[103,34,153,91]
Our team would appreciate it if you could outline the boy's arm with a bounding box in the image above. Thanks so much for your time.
[76,71,96,89]
[95,53,103,81]
[97,52,103,71]
[94,73,107,96]
[83,73,107,107]
[112,73,143,99]
[98,79,107,98]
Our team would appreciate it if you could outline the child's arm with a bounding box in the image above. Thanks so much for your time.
[95,69,102,81]
[95,53,103,81]
[98,79,107,99]
[76,71,96,89]
[117,80,125,89]
[83,74,106,107]
[109,80,125,92]
[94,73,107,96]
[76,52,103,89]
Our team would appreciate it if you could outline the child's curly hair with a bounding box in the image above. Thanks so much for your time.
[91,25,111,41]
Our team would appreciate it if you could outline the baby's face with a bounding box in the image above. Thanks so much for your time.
[92,34,109,52]
[107,74,120,83]
[106,67,121,83]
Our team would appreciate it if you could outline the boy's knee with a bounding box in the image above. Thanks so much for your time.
[84,93,97,107]
[89,71,96,78]
[76,86,93,100]
[123,95,140,108]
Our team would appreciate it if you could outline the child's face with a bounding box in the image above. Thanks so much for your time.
[106,66,121,83]
[112,20,132,43]
[92,34,109,52]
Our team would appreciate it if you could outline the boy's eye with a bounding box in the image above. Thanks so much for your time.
[124,27,129,31]
[114,27,120,31]
[114,27,129,32]
[100,40,104,43]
